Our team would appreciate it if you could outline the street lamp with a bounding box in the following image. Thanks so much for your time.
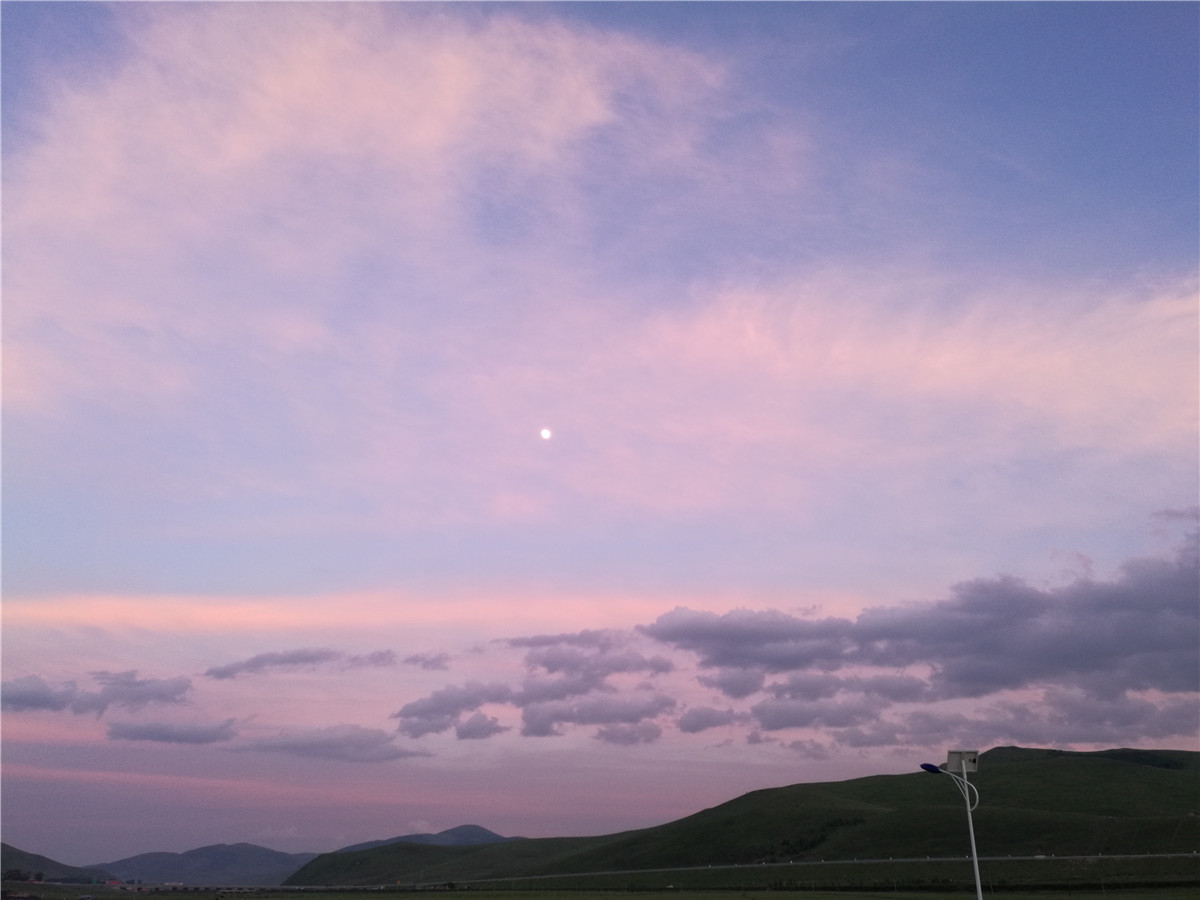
[920,749,982,900]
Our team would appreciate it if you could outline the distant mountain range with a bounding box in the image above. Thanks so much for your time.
[0,844,115,885]
[0,826,514,887]
[87,843,320,887]
[5,747,1197,889]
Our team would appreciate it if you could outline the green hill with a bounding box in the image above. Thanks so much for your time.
[285,746,1200,886]
[1,844,114,884]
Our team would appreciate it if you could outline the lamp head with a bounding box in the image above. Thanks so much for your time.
[920,763,943,774]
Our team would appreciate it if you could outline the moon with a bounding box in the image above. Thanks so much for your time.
[540,428,552,440]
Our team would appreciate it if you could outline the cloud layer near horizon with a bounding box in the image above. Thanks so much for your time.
[6,529,1197,760]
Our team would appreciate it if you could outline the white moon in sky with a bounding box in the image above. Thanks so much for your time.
[540,428,552,440]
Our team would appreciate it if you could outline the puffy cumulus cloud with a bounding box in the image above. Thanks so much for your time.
[642,537,1199,702]
[762,672,930,703]
[750,696,885,732]
[393,682,514,738]
[596,721,663,745]
[1,675,79,712]
[983,688,1200,746]
[853,541,1200,700]
[455,712,508,741]
[627,537,1199,749]
[388,541,1197,751]
[204,647,395,678]
[639,608,855,673]
[107,718,238,745]
[676,706,738,734]
[508,631,673,705]
[239,725,431,763]
[394,629,678,742]
[2,670,192,717]
[520,694,676,738]
[72,671,193,716]
[698,668,766,700]
[784,739,831,760]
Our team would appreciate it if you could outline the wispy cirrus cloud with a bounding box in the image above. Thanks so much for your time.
[107,718,238,745]
[239,725,431,763]
[204,648,395,679]
[404,652,451,671]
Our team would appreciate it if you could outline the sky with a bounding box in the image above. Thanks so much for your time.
[1,0,1197,867]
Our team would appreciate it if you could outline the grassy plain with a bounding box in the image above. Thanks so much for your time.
[10,888,1200,900]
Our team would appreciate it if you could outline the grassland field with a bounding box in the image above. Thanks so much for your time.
[7,887,1200,900]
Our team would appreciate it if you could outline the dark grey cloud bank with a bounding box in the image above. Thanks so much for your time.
[641,537,1198,699]
[393,535,1198,751]
[637,536,1199,747]
[5,537,1195,759]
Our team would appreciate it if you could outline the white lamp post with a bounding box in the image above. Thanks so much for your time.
[920,749,982,900]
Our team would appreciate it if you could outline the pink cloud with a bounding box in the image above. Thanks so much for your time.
[7,2,1191,558]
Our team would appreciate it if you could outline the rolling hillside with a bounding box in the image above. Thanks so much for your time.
[337,824,516,853]
[0,844,114,884]
[286,746,1200,886]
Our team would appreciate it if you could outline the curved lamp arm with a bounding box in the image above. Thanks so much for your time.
[920,763,979,810]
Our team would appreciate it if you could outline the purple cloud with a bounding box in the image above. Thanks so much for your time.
[698,667,765,699]
[107,719,238,744]
[455,711,509,740]
[404,652,451,671]
[520,693,676,738]
[347,650,398,669]
[677,706,737,733]
[596,721,662,745]
[1,675,79,712]
[643,539,1200,703]
[241,725,432,762]
[2,671,191,717]
[750,696,884,732]
[205,647,393,679]
[393,681,514,738]
[72,671,192,716]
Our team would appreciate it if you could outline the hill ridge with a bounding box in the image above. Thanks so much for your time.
[286,745,1199,886]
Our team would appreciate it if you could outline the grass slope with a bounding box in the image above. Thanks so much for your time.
[286,746,1200,886]
[0,844,114,884]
